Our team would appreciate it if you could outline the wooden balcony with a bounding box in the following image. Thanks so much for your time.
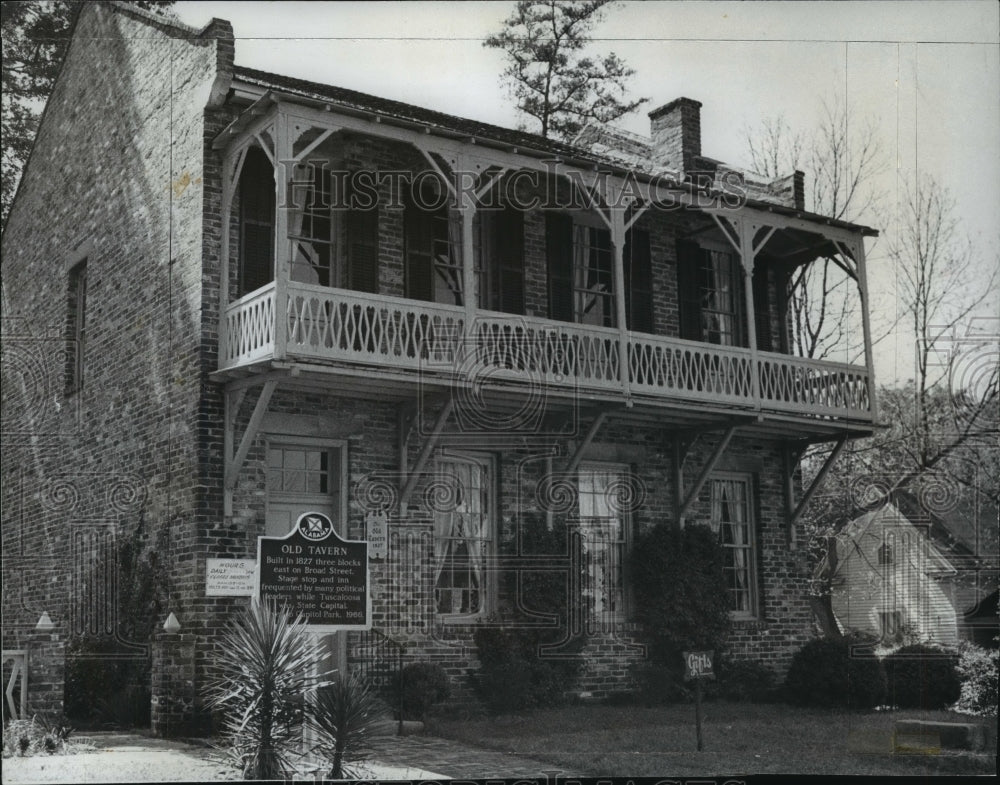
[220,281,873,424]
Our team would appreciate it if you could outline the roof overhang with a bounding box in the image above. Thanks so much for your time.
[216,81,878,242]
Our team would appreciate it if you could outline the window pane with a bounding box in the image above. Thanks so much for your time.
[711,477,754,615]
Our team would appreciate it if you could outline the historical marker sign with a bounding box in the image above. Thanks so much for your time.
[256,512,370,631]
[366,510,387,560]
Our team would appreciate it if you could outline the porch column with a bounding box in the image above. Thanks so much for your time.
[854,238,878,421]
[273,111,291,361]
[610,206,631,398]
[459,161,477,326]
[737,217,761,410]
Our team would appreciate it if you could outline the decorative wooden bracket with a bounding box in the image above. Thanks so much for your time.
[399,398,455,511]
[788,435,847,531]
[564,411,611,475]
[677,425,737,525]
[782,440,810,549]
[224,379,278,516]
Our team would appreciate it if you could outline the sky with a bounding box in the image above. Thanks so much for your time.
[173,0,1000,386]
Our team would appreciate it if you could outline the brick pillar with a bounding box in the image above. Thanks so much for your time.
[151,631,200,737]
[28,626,65,717]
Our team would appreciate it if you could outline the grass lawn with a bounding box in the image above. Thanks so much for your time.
[427,701,998,776]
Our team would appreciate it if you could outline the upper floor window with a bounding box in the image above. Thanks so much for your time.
[475,207,525,315]
[238,146,275,297]
[709,475,758,617]
[877,542,892,566]
[678,241,744,346]
[546,213,652,330]
[287,163,380,293]
[404,179,466,306]
[677,240,777,350]
[65,259,87,395]
[237,149,379,297]
[433,453,494,619]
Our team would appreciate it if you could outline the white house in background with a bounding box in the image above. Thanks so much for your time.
[820,501,964,646]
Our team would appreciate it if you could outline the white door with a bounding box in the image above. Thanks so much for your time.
[265,441,347,680]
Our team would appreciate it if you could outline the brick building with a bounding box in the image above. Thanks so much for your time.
[2,3,879,734]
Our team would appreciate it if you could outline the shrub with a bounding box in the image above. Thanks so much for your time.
[400,662,450,720]
[312,671,393,779]
[628,523,731,684]
[203,599,328,780]
[64,525,166,729]
[712,658,777,703]
[470,521,583,715]
[3,715,73,757]
[470,623,580,714]
[884,644,960,709]
[783,635,886,709]
[65,642,151,729]
[953,642,998,716]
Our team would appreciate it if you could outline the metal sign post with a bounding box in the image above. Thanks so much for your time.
[683,650,715,751]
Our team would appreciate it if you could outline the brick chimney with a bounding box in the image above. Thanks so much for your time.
[648,97,702,176]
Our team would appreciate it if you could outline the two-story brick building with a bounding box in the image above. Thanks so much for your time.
[1,2,878,735]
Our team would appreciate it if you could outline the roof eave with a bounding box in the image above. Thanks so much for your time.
[220,75,877,238]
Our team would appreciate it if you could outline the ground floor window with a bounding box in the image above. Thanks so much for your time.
[433,453,494,619]
[578,464,631,624]
[709,474,757,617]
[878,609,905,643]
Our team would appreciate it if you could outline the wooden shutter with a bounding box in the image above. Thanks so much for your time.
[345,174,379,293]
[546,212,574,321]
[624,228,653,332]
[495,205,525,315]
[752,256,773,352]
[238,147,275,296]
[676,239,703,341]
[404,187,434,302]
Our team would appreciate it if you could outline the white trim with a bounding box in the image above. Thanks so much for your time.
[709,471,759,620]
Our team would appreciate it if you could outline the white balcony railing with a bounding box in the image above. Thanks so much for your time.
[220,282,871,420]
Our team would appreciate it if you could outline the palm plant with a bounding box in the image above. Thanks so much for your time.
[311,670,394,779]
[203,599,329,780]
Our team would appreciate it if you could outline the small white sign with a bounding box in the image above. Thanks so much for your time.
[366,510,388,560]
[206,558,256,596]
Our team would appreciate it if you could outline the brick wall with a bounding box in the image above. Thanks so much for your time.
[214,384,812,709]
[0,2,232,725]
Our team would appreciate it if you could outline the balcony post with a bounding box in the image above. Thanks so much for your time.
[219,152,235,367]
[854,237,878,421]
[737,217,761,410]
[610,206,631,399]
[273,111,290,361]
[459,165,477,326]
